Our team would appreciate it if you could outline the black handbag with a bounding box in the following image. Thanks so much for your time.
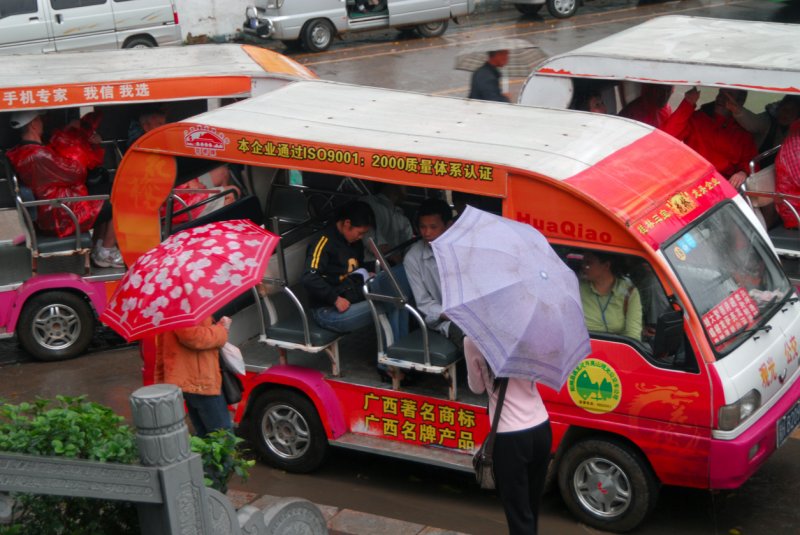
[473,378,508,490]
[219,354,243,405]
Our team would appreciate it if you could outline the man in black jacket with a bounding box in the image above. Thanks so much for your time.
[303,201,377,333]
[468,49,510,103]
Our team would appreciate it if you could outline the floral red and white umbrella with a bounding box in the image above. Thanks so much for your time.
[101,220,279,341]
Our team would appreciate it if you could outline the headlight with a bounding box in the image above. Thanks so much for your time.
[718,389,761,431]
[245,5,258,19]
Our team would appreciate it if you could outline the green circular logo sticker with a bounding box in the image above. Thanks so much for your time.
[567,359,622,414]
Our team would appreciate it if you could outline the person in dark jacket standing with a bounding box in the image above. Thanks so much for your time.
[468,49,510,103]
[302,201,376,333]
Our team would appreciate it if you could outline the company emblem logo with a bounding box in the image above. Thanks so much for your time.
[184,126,229,157]
[567,358,622,414]
[667,192,697,217]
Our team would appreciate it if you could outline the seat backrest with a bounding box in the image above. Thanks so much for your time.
[745,164,776,208]
[0,151,16,211]
[170,194,264,234]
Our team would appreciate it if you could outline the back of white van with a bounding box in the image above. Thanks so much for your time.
[110,0,182,48]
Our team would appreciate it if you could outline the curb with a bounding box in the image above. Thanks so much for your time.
[229,490,471,535]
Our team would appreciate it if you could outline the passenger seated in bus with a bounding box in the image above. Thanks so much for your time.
[7,110,123,268]
[725,94,800,153]
[302,201,407,340]
[403,199,465,350]
[579,252,642,341]
[576,91,608,114]
[168,165,241,224]
[775,119,800,228]
[662,87,757,189]
[126,106,167,152]
[361,182,414,268]
[619,84,673,128]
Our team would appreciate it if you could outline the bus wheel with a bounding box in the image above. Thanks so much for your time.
[17,291,95,361]
[250,389,328,473]
[546,0,578,18]
[416,20,449,38]
[123,36,156,49]
[557,438,659,532]
[515,3,543,16]
[301,19,335,52]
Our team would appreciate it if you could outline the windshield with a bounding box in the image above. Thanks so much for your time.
[664,203,792,356]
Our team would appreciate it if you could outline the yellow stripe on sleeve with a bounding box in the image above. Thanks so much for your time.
[311,236,328,269]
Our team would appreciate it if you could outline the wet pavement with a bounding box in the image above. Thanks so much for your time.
[2,349,799,534]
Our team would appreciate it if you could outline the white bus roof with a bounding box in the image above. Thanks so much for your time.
[0,44,314,111]
[185,80,655,181]
[521,15,800,103]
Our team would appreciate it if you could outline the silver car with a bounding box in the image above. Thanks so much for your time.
[244,0,474,52]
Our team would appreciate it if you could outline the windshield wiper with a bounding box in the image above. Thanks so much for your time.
[715,323,773,347]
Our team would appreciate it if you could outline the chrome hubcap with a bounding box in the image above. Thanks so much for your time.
[32,304,81,351]
[552,0,576,14]
[262,404,311,459]
[573,457,632,518]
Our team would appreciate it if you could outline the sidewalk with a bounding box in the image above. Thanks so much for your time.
[228,490,470,535]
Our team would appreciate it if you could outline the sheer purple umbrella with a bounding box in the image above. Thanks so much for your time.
[432,206,591,390]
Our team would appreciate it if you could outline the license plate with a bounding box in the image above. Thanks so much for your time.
[777,400,800,448]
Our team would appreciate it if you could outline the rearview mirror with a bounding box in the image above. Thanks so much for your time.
[652,310,683,359]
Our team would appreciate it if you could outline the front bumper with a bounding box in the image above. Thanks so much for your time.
[243,14,274,39]
[709,372,800,489]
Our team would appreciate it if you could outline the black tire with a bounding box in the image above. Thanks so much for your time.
[416,19,449,38]
[515,3,544,15]
[17,291,95,361]
[557,438,659,532]
[301,19,335,52]
[250,389,328,473]
[546,0,578,18]
[123,36,156,49]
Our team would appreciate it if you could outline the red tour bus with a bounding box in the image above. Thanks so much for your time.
[115,79,800,532]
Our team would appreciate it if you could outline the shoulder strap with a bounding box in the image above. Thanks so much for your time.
[482,378,509,458]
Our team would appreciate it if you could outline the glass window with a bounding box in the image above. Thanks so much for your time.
[51,0,106,9]
[0,0,38,18]
[664,202,791,356]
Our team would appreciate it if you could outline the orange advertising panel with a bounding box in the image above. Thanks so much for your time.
[506,173,639,249]
[141,124,508,197]
[330,381,489,451]
[0,77,252,111]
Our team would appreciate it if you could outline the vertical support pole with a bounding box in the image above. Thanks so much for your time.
[130,384,212,535]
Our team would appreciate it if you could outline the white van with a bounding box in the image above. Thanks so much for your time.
[0,0,182,54]
[244,0,474,52]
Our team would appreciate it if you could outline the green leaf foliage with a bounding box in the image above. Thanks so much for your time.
[0,396,139,535]
[190,429,255,493]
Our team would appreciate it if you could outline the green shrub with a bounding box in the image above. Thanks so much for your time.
[0,396,139,535]
[191,429,255,493]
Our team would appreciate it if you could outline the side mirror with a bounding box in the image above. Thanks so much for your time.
[652,310,683,359]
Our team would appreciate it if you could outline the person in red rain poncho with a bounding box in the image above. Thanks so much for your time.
[775,119,800,228]
[662,87,757,189]
[6,110,123,268]
[619,84,674,129]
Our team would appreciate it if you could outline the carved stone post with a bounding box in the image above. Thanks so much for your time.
[130,384,214,535]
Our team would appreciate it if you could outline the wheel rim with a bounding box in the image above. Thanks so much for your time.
[420,22,444,32]
[261,403,311,460]
[572,457,632,518]
[310,24,331,48]
[31,304,82,351]
[551,0,576,14]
